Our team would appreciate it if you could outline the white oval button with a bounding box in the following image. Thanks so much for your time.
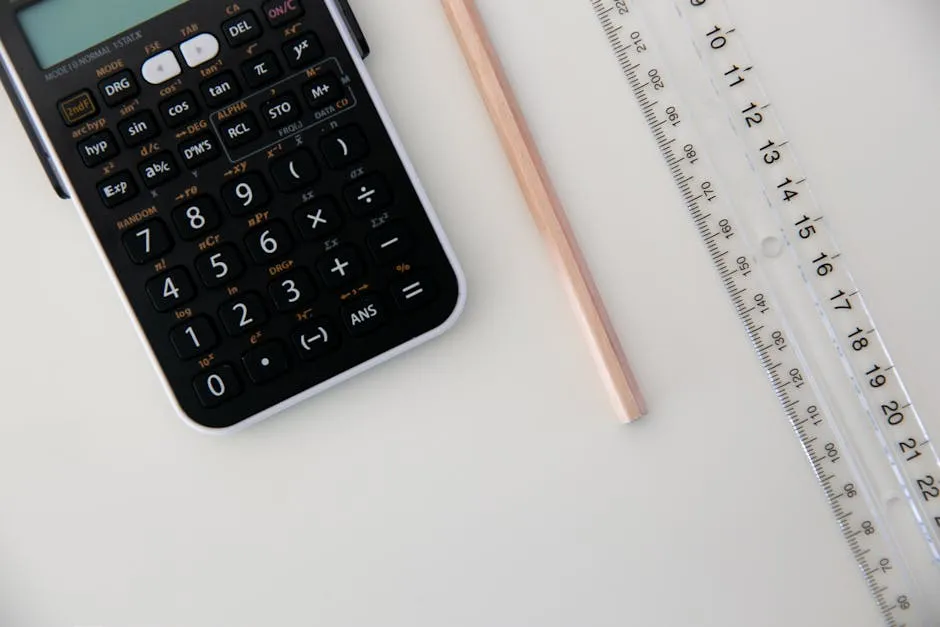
[180,33,220,69]
[141,50,182,85]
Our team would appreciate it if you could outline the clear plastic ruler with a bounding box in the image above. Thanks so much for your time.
[588,1,940,624]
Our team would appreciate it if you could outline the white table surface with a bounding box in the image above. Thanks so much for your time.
[1,1,939,625]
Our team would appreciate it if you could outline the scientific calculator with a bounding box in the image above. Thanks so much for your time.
[0,0,465,432]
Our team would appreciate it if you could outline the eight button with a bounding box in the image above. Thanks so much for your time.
[172,196,221,241]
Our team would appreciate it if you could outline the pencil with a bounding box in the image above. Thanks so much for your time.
[441,0,647,422]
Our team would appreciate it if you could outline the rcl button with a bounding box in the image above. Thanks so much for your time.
[262,0,305,27]
[98,70,139,107]
[219,112,262,149]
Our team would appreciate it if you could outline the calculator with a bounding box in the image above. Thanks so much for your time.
[0,0,466,432]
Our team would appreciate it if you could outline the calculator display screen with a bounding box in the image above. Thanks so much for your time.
[17,0,188,68]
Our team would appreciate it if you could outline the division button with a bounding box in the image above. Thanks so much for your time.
[302,73,341,109]
[341,295,387,337]
[159,90,201,128]
[292,319,339,361]
[77,130,120,167]
[283,31,323,69]
[98,69,140,107]
[178,132,222,168]
[200,71,242,108]
[118,110,161,147]
[97,170,138,208]
[320,125,368,168]
[261,92,302,129]
[219,112,262,149]
[170,316,218,360]
[343,173,392,217]
[241,50,283,89]
[179,33,220,68]
[270,148,319,191]
[138,152,181,189]
[242,342,290,384]
[193,365,242,408]
[58,90,97,126]
[222,11,262,47]
[141,50,182,85]
[263,0,305,27]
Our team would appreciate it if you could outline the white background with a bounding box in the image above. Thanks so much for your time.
[1,1,939,625]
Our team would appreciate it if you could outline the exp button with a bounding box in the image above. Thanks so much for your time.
[58,90,98,127]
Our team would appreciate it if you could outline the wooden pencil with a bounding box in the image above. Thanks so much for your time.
[441,0,647,422]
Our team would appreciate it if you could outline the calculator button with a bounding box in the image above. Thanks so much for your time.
[219,293,268,336]
[138,152,181,189]
[245,220,293,264]
[294,197,342,240]
[170,316,218,360]
[263,0,305,27]
[367,223,413,264]
[221,172,270,215]
[97,171,138,208]
[391,274,435,311]
[179,133,222,169]
[193,365,242,408]
[222,11,262,47]
[200,71,243,108]
[122,219,173,264]
[283,32,323,69]
[172,197,222,241]
[321,125,368,169]
[58,90,97,126]
[269,269,317,312]
[344,174,392,217]
[341,295,387,337]
[180,33,220,68]
[241,51,283,89]
[303,73,341,109]
[160,91,200,128]
[243,342,290,384]
[317,246,364,288]
[292,319,339,361]
[118,111,160,147]
[142,50,182,85]
[195,244,245,287]
[270,148,319,192]
[219,112,262,149]
[146,268,196,312]
[77,130,120,168]
[261,92,302,129]
[98,70,139,107]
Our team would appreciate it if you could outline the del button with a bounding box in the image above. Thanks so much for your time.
[58,90,97,127]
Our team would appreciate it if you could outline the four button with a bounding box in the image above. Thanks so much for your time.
[147,268,196,312]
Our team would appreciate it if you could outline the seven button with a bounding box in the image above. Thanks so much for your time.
[123,219,173,264]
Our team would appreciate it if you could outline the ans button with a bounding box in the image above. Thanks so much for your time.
[58,90,97,126]
[98,70,139,107]
[77,130,120,168]
[219,112,262,149]
[141,50,182,85]
[341,295,387,337]
[262,0,305,27]
[97,170,138,208]
[222,11,262,47]
[179,33,220,68]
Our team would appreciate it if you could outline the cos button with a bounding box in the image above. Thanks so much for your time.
[159,91,200,128]
[98,70,139,107]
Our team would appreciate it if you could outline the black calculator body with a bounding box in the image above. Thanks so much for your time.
[0,0,465,432]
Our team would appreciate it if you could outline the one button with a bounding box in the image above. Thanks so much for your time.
[294,197,341,240]
[283,32,323,69]
[118,110,160,147]
[98,70,139,107]
[344,173,392,217]
[97,171,138,208]
[391,274,436,311]
[367,223,413,264]
[200,71,242,108]
[341,295,387,337]
[261,92,301,129]
[241,51,282,89]
[303,73,341,109]
[269,269,317,312]
[122,219,173,264]
[179,133,222,169]
[219,112,262,149]
[245,220,293,264]
[170,316,218,360]
[77,130,120,168]
[146,267,196,312]
[193,365,242,408]
[270,148,319,192]
[219,293,268,336]
[195,244,245,288]
[58,90,97,126]
[138,152,180,189]
[242,342,290,384]
[141,50,182,85]
[316,246,363,289]
[292,319,339,361]
[221,172,270,216]
[320,125,368,169]
[222,11,262,47]
[159,91,200,128]
[180,33,220,68]
[263,0,305,27]
[172,196,221,241]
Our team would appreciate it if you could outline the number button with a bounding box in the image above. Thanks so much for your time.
[242,342,290,384]
[316,246,364,288]
[146,268,196,312]
[219,293,268,336]
[123,219,173,264]
[170,316,218,360]
[172,197,221,241]
[222,172,270,216]
[269,269,317,312]
[193,365,242,408]
[320,126,368,169]
[270,148,319,192]
[245,220,293,264]
[294,197,341,240]
[195,244,245,288]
